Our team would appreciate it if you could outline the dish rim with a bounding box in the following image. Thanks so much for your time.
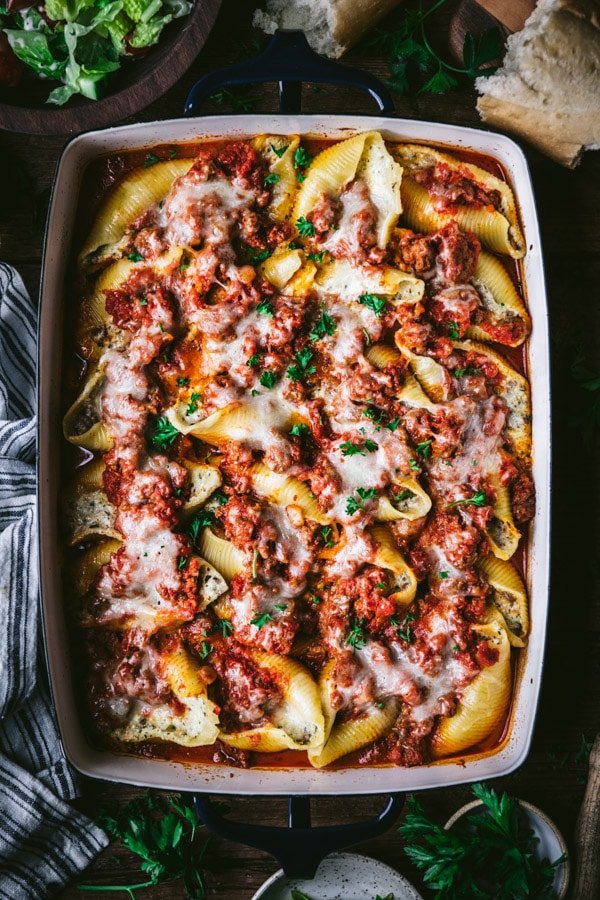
[38,113,551,794]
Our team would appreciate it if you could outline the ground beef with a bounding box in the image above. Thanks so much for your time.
[212,739,253,768]
[511,467,535,523]
[415,162,502,213]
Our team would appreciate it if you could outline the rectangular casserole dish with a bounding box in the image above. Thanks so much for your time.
[38,111,550,796]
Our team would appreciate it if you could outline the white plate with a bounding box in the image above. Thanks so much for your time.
[252,851,423,900]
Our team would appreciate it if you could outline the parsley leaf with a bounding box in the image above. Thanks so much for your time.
[346,486,378,515]
[150,416,179,451]
[447,321,460,340]
[306,250,330,263]
[358,292,387,316]
[271,143,288,157]
[256,299,274,317]
[310,307,336,341]
[251,612,273,629]
[245,247,272,266]
[187,509,216,546]
[143,153,160,167]
[296,216,316,238]
[259,370,278,389]
[186,392,201,416]
[214,618,233,637]
[247,352,263,369]
[340,441,366,457]
[446,490,487,509]
[289,423,310,439]
[176,377,190,388]
[294,146,312,171]
[287,347,316,382]
[319,526,335,548]
[415,438,432,459]
[264,172,280,186]
[197,641,212,660]
[345,617,366,651]
[127,250,144,262]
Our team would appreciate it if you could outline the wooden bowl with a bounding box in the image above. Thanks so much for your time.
[0,0,222,135]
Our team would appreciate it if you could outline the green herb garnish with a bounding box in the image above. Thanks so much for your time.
[415,438,432,459]
[215,618,233,637]
[198,641,212,660]
[247,352,263,369]
[251,612,273,629]
[176,377,190,388]
[319,526,335,548]
[345,618,367,651]
[264,173,280,186]
[127,250,144,262]
[346,487,378,515]
[259,370,278,389]
[186,392,201,416]
[296,216,316,238]
[150,416,179,450]
[287,347,316,382]
[446,490,487,509]
[358,292,387,316]
[256,299,274,317]
[187,509,216,546]
[289,423,310,439]
[246,247,272,266]
[309,307,336,341]
[143,153,160,168]
[447,321,460,340]
[271,143,288,157]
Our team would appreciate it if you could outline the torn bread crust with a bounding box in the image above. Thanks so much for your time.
[253,0,402,58]
[476,0,600,168]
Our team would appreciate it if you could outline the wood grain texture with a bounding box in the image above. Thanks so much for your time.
[0,0,222,135]
[0,1,598,897]
[572,734,600,899]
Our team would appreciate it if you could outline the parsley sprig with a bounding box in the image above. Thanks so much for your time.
[346,487,378,515]
[369,0,503,95]
[345,617,367,651]
[400,783,565,897]
[150,416,179,451]
[310,306,337,341]
[287,347,316,382]
[296,216,316,238]
[358,292,387,317]
[79,792,225,898]
[446,489,487,510]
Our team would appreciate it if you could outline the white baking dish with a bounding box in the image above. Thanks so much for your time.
[38,113,550,795]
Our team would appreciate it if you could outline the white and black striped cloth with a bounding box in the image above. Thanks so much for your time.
[0,265,108,897]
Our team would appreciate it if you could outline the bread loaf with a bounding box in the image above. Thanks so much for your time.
[476,0,600,168]
[253,0,403,59]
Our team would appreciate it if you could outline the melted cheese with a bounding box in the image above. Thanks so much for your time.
[160,178,254,248]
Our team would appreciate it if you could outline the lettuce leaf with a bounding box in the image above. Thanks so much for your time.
[4,30,65,79]
[130,12,171,48]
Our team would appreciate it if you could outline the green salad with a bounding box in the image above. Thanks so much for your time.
[0,0,193,105]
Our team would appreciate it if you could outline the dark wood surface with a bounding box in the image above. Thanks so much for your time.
[1,1,599,897]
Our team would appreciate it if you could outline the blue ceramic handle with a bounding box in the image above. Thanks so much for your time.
[185,30,395,116]
[194,793,405,878]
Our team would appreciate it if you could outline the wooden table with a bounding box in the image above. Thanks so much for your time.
[1,1,598,896]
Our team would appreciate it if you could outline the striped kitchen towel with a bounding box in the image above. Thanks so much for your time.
[0,264,108,898]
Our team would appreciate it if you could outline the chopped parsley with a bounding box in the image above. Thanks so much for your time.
[139,296,148,306]
[143,152,160,167]
[187,509,216,545]
[446,490,487,509]
[396,610,416,643]
[346,487,378,515]
[251,612,273,629]
[288,239,302,250]
[415,438,433,459]
[340,439,378,457]
[287,347,316,382]
[358,292,387,316]
[214,618,233,637]
[256,299,274,317]
[319,526,335,548]
[309,594,321,605]
[306,250,330,263]
[177,555,189,570]
[213,490,228,506]
[345,618,367,651]
[289,423,310,439]
[176,377,190,388]
[197,641,212,660]
[376,582,386,589]
[409,458,421,472]
[127,250,143,262]
[186,392,201,416]
[264,172,280,186]
[454,365,482,378]
[447,321,460,340]
[394,490,412,504]
[439,570,449,579]
[150,416,179,450]
[309,306,336,341]
[363,403,387,427]
[271,143,288,157]
[294,145,312,171]
[259,370,278,389]
[247,352,263,369]
[246,247,272,266]
[275,603,287,612]
[296,216,316,238]
[179,256,190,272]
[386,417,401,432]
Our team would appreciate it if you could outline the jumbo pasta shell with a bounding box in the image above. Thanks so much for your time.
[198,528,245,582]
[479,555,529,647]
[253,134,300,221]
[250,463,332,525]
[432,619,511,757]
[371,524,417,605]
